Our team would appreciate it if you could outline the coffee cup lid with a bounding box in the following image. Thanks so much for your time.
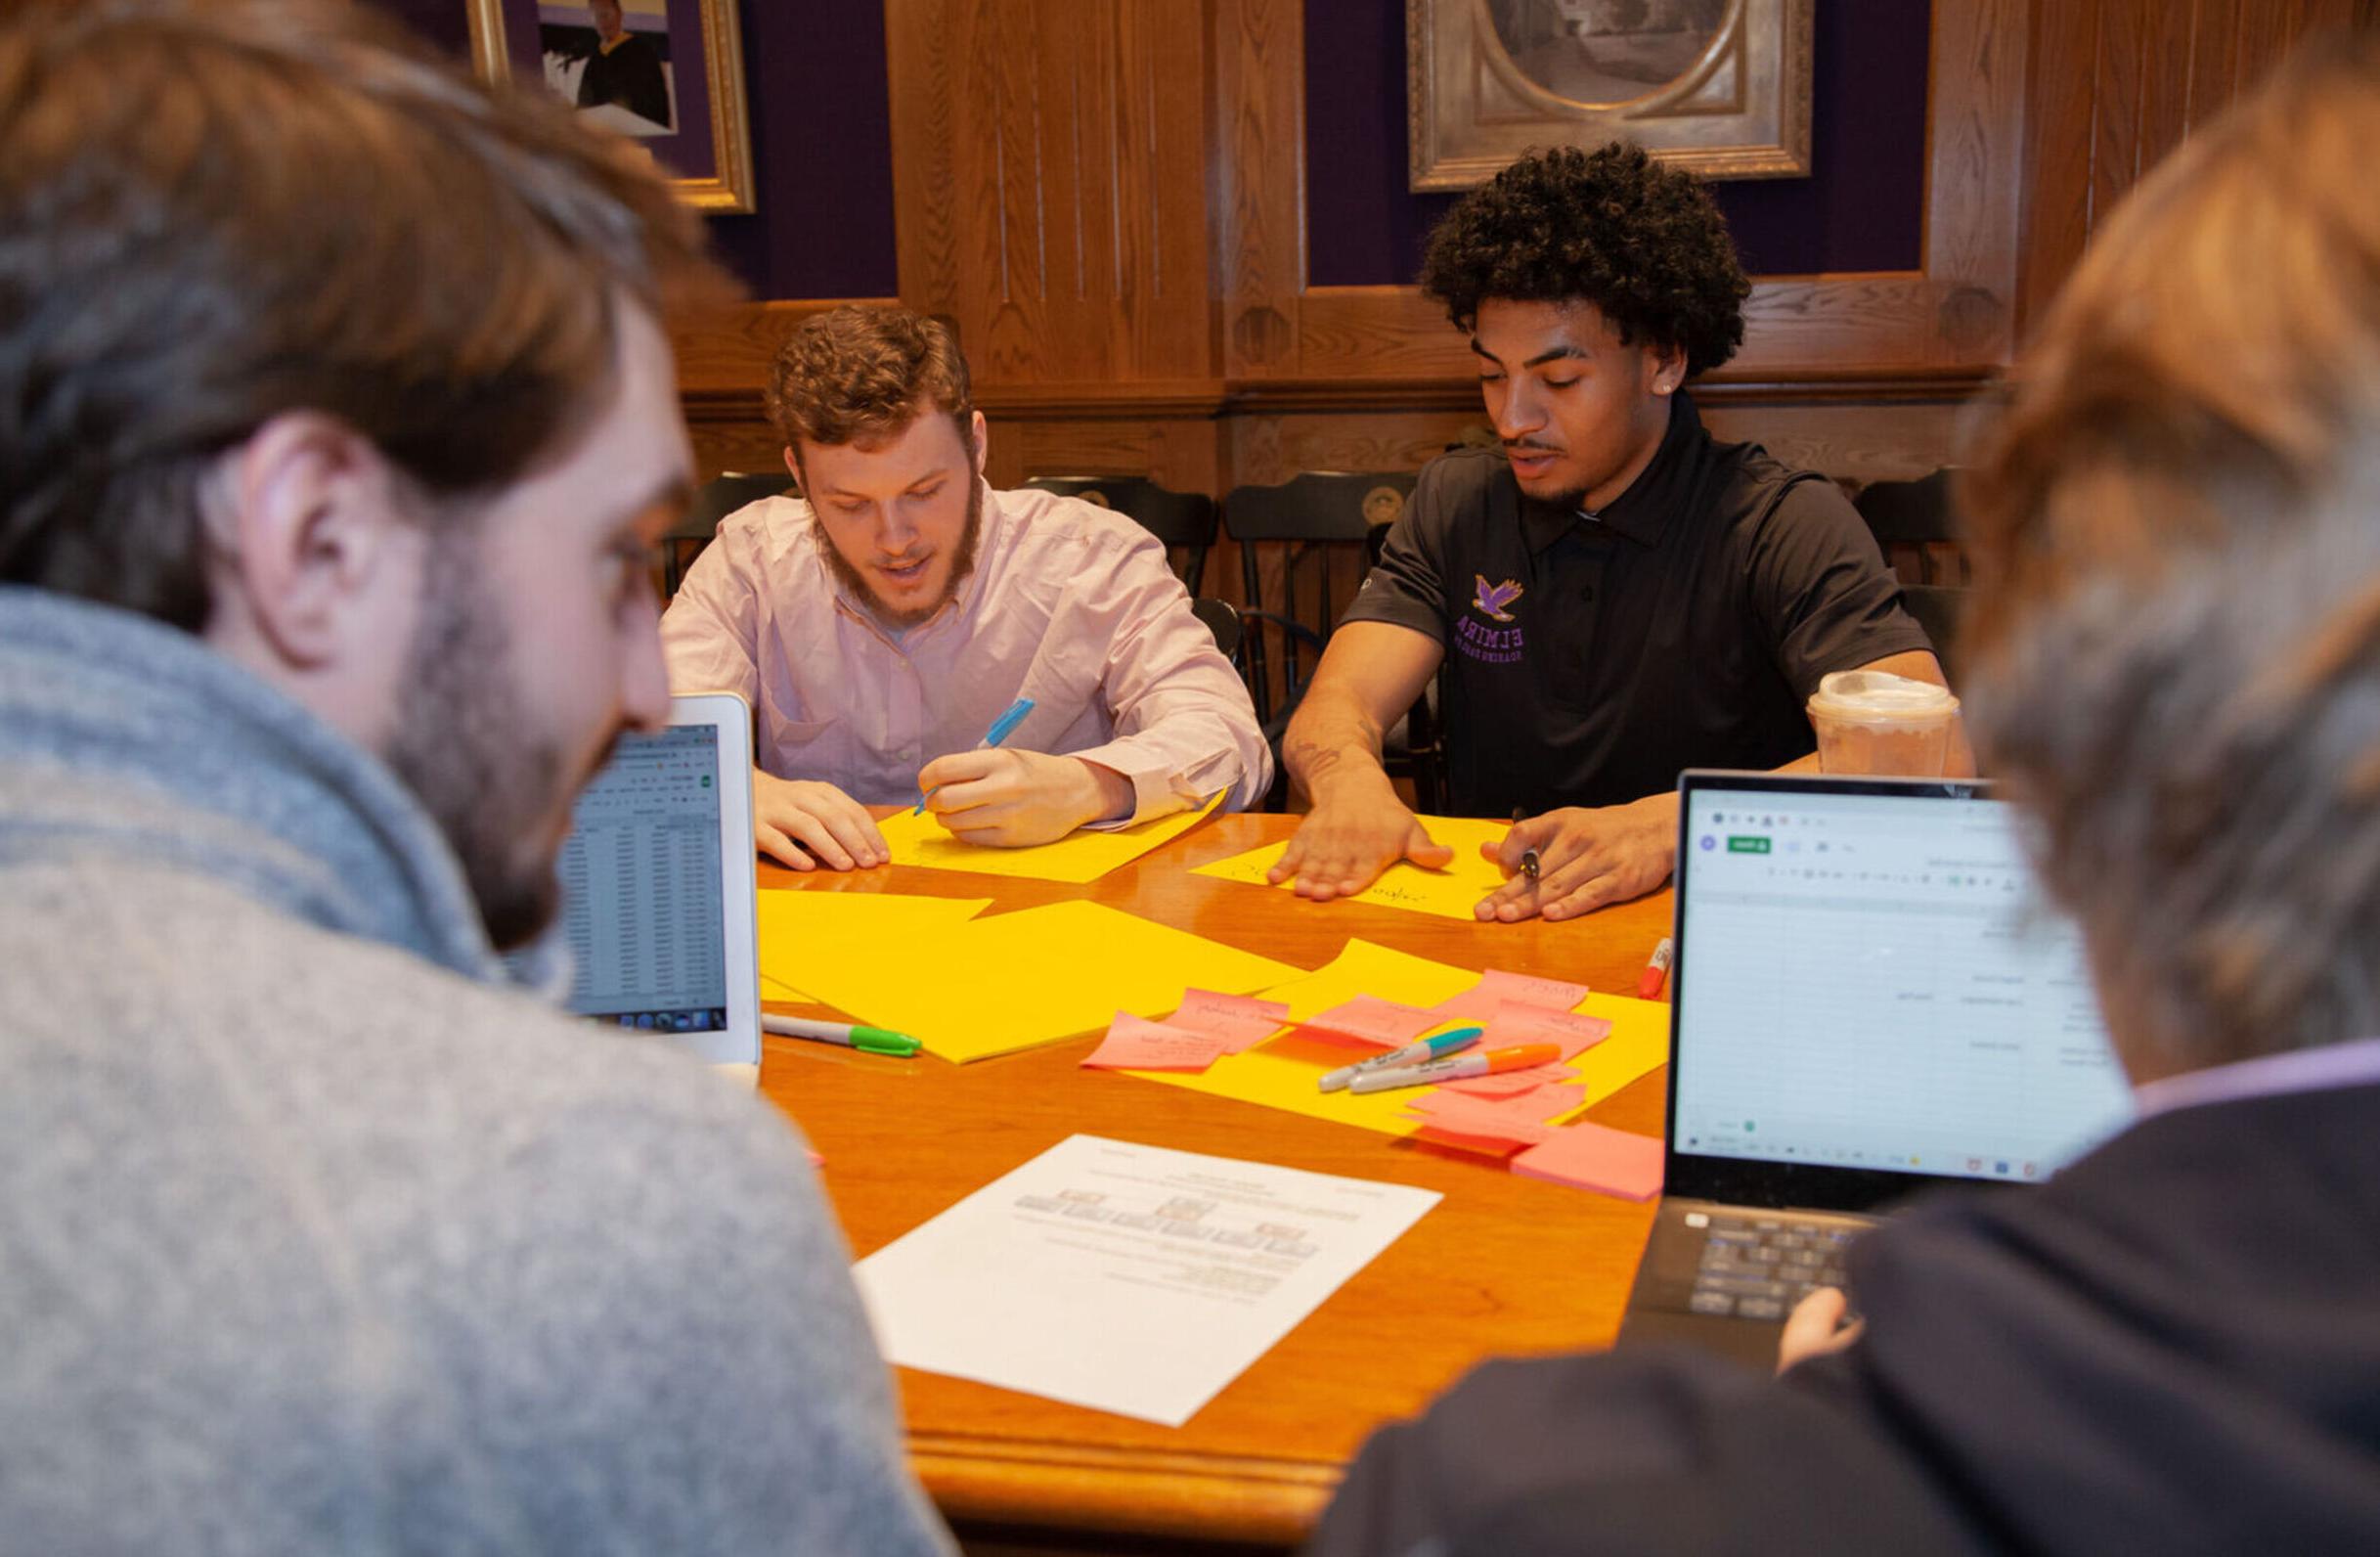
[1806,669,1960,721]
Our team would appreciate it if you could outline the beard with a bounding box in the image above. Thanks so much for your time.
[382,528,581,953]
[819,473,986,629]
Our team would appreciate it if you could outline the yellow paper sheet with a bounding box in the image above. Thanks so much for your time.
[784,898,1300,1064]
[1190,814,1518,920]
[873,791,1224,885]
[1132,938,1672,1136]
[757,889,992,1001]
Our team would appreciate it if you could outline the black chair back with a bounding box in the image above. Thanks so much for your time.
[1189,597,1243,667]
[1899,583,1968,689]
[1224,471,1443,811]
[1225,472,1417,726]
[1854,467,1964,585]
[1854,468,1970,686]
[666,471,794,595]
[1023,475,1220,594]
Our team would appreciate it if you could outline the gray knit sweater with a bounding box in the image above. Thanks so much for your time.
[0,587,953,1555]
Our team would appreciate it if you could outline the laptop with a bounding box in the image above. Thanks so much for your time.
[553,690,761,1082]
[1615,771,2136,1366]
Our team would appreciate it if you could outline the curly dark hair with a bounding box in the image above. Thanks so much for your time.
[1420,144,1749,378]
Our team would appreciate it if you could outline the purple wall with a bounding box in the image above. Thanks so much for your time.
[367,0,470,57]
[704,2,899,299]
[1304,0,1931,286]
[361,0,900,300]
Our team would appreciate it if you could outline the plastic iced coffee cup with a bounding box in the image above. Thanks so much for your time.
[1805,670,1960,777]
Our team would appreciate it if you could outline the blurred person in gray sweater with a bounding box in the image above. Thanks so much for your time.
[0,3,950,1552]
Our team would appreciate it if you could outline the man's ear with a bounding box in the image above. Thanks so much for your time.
[1649,343,1688,397]
[201,412,417,672]
[781,445,803,488]
[967,410,990,479]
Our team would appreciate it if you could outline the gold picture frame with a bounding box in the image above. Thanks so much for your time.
[1408,0,1813,191]
[466,0,756,214]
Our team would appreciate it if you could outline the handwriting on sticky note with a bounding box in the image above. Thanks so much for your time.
[1082,1012,1230,1073]
[1167,990,1292,1052]
[1510,1123,1665,1200]
[1301,995,1444,1048]
[1434,969,1592,1022]
[1484,1006,1613,1061]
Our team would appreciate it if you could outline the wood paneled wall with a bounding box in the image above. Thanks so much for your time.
[672,0,2370,517]
[2017,0,2377,331]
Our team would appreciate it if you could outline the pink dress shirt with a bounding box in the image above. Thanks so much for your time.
[659,482,1271,822]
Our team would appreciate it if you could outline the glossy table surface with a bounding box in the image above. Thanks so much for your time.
[756,812,1675,1551]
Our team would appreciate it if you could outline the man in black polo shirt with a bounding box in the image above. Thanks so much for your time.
[1271,145,1948,922]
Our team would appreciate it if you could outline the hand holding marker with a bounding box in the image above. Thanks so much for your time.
[916,696,1035,815]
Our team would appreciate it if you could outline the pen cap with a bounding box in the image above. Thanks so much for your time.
[851,1026,921,1056]
[1486,1043,1562,1069]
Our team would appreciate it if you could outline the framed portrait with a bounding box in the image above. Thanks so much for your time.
[466,0,756,213]
[1408,0,1813,190]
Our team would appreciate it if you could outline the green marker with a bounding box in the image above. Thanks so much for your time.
[761,1013,922,1057]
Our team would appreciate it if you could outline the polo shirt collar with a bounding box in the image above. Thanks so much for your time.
[1520,390,1707,555]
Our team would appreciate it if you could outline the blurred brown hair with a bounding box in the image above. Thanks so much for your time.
[1963,32,2380,1071]
[768,305,975,464]
[0,0,731,631]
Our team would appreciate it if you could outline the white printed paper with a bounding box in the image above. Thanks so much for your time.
[853,1134,1440,1426]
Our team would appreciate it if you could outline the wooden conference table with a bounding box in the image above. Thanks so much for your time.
[757,812,1675,1556]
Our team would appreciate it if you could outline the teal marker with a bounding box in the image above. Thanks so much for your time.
[916,695,1036,815]
[1316,1025,1484,1092]
[762,1013,922,1057]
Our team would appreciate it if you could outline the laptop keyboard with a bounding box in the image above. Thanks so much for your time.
[1685,1212,1861,1322]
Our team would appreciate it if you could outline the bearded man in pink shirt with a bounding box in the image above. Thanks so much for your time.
[662,305,1270,869]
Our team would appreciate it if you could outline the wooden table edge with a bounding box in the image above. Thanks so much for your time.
[911,1432,1340,1546]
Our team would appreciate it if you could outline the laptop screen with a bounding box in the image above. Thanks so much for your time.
[1671,777,2133,1195]
[557,722,730,1037]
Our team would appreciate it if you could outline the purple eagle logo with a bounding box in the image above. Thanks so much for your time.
[1472,573,1523,622]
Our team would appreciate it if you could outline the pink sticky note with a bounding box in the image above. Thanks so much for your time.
[1433,968,1592,1022]
[1402,1092,1561,1147]
[1439,1064,1578,1099]
[1301,995,1443,1048]
[1428,1083,1580,1128]
[1167,989,1292,1052]
[1081,1012,1228,1073]
[1404,1124,1530,1159]
[1483,1006,1613,1061]
[1510,1123,1666,1200]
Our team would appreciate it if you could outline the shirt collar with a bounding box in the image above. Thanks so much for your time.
[2132,1035,2380,1120]
[1519,390,1707,555]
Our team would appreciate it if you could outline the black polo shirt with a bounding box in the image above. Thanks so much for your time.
[1344,393,1932,817]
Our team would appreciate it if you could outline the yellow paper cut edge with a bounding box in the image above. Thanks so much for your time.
[1190,814,1518,921]
[783,898,1300,1064]
[874,790,1224,886]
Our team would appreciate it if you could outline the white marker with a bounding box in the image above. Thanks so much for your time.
[1346,1043,1563,1095]
[1316,1026,1483,1092]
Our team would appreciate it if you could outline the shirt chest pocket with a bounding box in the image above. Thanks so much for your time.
[967,616,1106,724]
[758,709,852,780]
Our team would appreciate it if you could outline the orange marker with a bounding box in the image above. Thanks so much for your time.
[1346,1042,1563,1094]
